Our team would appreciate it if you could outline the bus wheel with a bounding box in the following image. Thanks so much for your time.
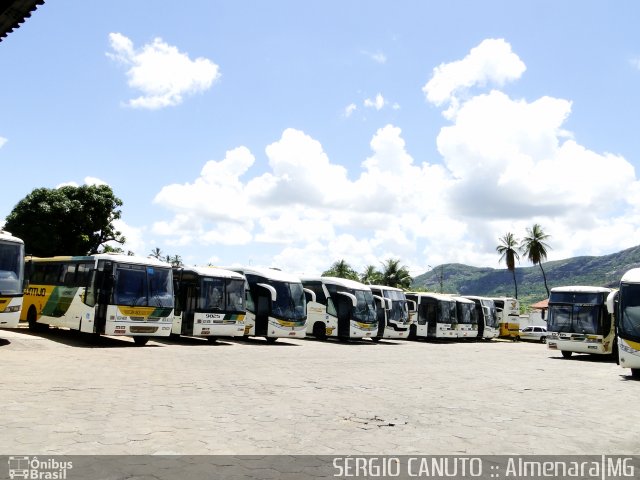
[561,350,572,359]
[312,322,327,341]
[266,337,278,344]
[133,336,149,346]
[27,307,47,332]
[207,336,218,343]
[371,337,381,343]
[631,369,640,379]
[408,324,417,340]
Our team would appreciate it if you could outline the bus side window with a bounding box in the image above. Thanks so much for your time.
[84,270,98,307]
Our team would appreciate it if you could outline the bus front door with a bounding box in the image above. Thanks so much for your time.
[255,294,270,336]
[336,297,351,339]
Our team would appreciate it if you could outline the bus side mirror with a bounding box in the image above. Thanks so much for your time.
[304,288,316,304]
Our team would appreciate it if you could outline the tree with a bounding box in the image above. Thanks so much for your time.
[360,265,382,285]
[322,259,359,281]
[520,224,552,297]
[496,232,520,299]
[165,254,184,267]
[380,258,412,289]
[4,184,125,256]
[149,247,164,260]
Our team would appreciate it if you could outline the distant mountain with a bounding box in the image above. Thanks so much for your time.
[411,244,640,305]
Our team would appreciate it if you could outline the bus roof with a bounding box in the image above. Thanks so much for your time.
[405,292,456,302]
[175,266,245,280]
[448,295,476,304]
[621,268,640,284]
[368,284,404,292]
[26,253,172,268]
[230,266,302,283]
[550,285,612,294]
[302,276,371,291]
[0,230,24,244]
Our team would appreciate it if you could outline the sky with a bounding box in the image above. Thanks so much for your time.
[1,0,640,278]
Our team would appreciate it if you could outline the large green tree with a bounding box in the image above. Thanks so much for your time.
[380,258,412,289]
[4,184,125,256]
[496,232,520,298]
[520,224,552,297]
[322,259,360,281]
[360,265,382,285]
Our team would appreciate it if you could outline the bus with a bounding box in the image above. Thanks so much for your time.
[368,285,412,340]
[21,254,174,345]
[546,286,615,359]
[607,269,640,378]
[463,296,500,340]
[450,295,477,339]
[0,231,24,329]
[230,267,306,342]
[172,266,246,340]
[491,296,520,338]
[405,292,457,340]
[302,276,377,341]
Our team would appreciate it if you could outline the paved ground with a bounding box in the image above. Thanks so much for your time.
[0,326,637,456]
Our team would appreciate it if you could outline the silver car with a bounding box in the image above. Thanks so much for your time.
[516,326,548,343]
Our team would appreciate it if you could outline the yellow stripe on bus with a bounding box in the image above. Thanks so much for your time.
[624,339,640,351]
[117,306,156,318]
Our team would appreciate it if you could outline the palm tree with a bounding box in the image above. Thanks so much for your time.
[149,247,163,260]
[360,265,382,285]
[322,259,359,281]
[496,232,520,298]
[520,224,552,296]
[380,258,412,289]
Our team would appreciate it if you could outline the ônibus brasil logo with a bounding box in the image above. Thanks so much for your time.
[7,457,73,479]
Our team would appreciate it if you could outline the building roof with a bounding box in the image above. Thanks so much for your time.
[0,0,45,42]
[530,299,549,310]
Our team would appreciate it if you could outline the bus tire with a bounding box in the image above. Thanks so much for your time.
[207,336,218,343]
[371,337,381,343]
[631,369,640,379]
[561,350,572,359]
[265,336,278,344]
[133,336,149,346]
[312,322,327,341]
[27,307,47,332]
[408,324,417,340]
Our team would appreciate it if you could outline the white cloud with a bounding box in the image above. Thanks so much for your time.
[364,93,386,110]
[148,38,640,277]
[0,137,7,149]
[56,177,110,188]
[423,38,526,109]
[344,103,357,117]
[107,32,220,109]
[362,50,387,64]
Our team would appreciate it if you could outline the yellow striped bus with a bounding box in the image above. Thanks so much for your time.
[21,254,174,345]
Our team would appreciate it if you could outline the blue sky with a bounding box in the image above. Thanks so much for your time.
[1,1,640,277]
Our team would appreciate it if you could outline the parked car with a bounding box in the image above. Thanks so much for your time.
[515,326,547,343]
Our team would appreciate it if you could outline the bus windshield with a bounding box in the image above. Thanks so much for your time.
[352,289,377,324]
[457,302,475,324]
[440,300,456,324]
[547,304,601,334]
[0,240,24,295]
[198,277,245,313]
[270,281,306,321]
[384,290,409,323]
[114,264,173,308]
[619,283,640,340]
[481,300,499,327]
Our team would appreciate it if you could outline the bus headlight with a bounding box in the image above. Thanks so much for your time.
[5,305,20,313]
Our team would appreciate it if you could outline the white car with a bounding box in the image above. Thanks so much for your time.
[516,326,548,343]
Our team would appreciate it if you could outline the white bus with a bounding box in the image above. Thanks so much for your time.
[546,286,614,359]
[369,285,412,340]
[450,295,477,339]
[405,292,457,340]
[230,267,306,342]
[491,296,520,338]
[463,296,500,340]
[21,254,174,345]
[607,269,640,378]
[0,231,24,329]
[302,277,377,341]
[172,266,246,341]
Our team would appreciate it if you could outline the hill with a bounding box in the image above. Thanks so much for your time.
[411,244,640,306]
